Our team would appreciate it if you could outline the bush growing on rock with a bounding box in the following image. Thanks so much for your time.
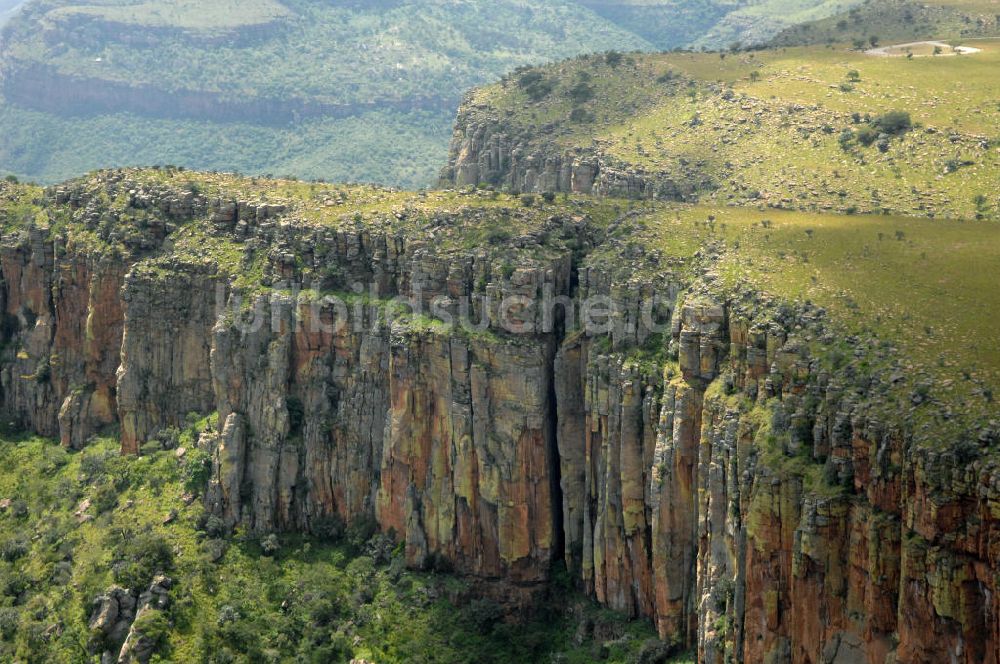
[261,534,281,556]
[110,531,174,590]
[182,448,212,495]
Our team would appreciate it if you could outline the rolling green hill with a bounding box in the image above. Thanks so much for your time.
[0,0,874,187]
[444,39,1000,220]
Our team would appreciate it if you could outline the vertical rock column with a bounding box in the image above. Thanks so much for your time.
[117,263,219,454]
[377,331,559,585]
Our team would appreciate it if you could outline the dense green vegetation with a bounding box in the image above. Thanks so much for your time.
[0,429,690,663]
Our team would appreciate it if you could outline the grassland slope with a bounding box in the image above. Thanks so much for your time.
[446,42,1000,220]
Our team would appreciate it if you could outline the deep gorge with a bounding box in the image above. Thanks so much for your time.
[1,171,998,663]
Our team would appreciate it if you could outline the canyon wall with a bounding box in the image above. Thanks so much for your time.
[1,173,998,662]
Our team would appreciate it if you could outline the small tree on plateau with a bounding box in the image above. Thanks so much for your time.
[873,111,912,135]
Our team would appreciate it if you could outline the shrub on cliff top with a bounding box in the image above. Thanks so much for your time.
[517,71,554,102]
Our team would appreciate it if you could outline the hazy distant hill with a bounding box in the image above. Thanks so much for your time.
[772,0,1000,46]
[0,0,25,26]
[0,0,864,186]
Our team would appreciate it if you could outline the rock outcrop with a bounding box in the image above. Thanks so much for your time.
[439,114,707,200]
[88,576,172,664]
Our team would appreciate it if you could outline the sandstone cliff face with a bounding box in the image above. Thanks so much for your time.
[597,292,1000,664]
[2,171,998,662]
[0,176,186,448]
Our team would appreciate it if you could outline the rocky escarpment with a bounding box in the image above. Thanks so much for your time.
[1,171,998,662]
[439,108,709,200]
[551,246,1000,664]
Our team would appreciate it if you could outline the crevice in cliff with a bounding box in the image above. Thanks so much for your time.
[546,356,565,567]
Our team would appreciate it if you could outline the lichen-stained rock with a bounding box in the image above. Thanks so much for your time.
[52,255,127,448]
[557,349,662,617]
[650,377,704,642]
[1,230,129,448]
[555,336,588,576]
[208,294,389,534]
[204,412,248,530]
[0,174,208,448]
[117,262,219,454]
[677,299,727,385]
[377,328,559,584]
[439,117,705,200]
